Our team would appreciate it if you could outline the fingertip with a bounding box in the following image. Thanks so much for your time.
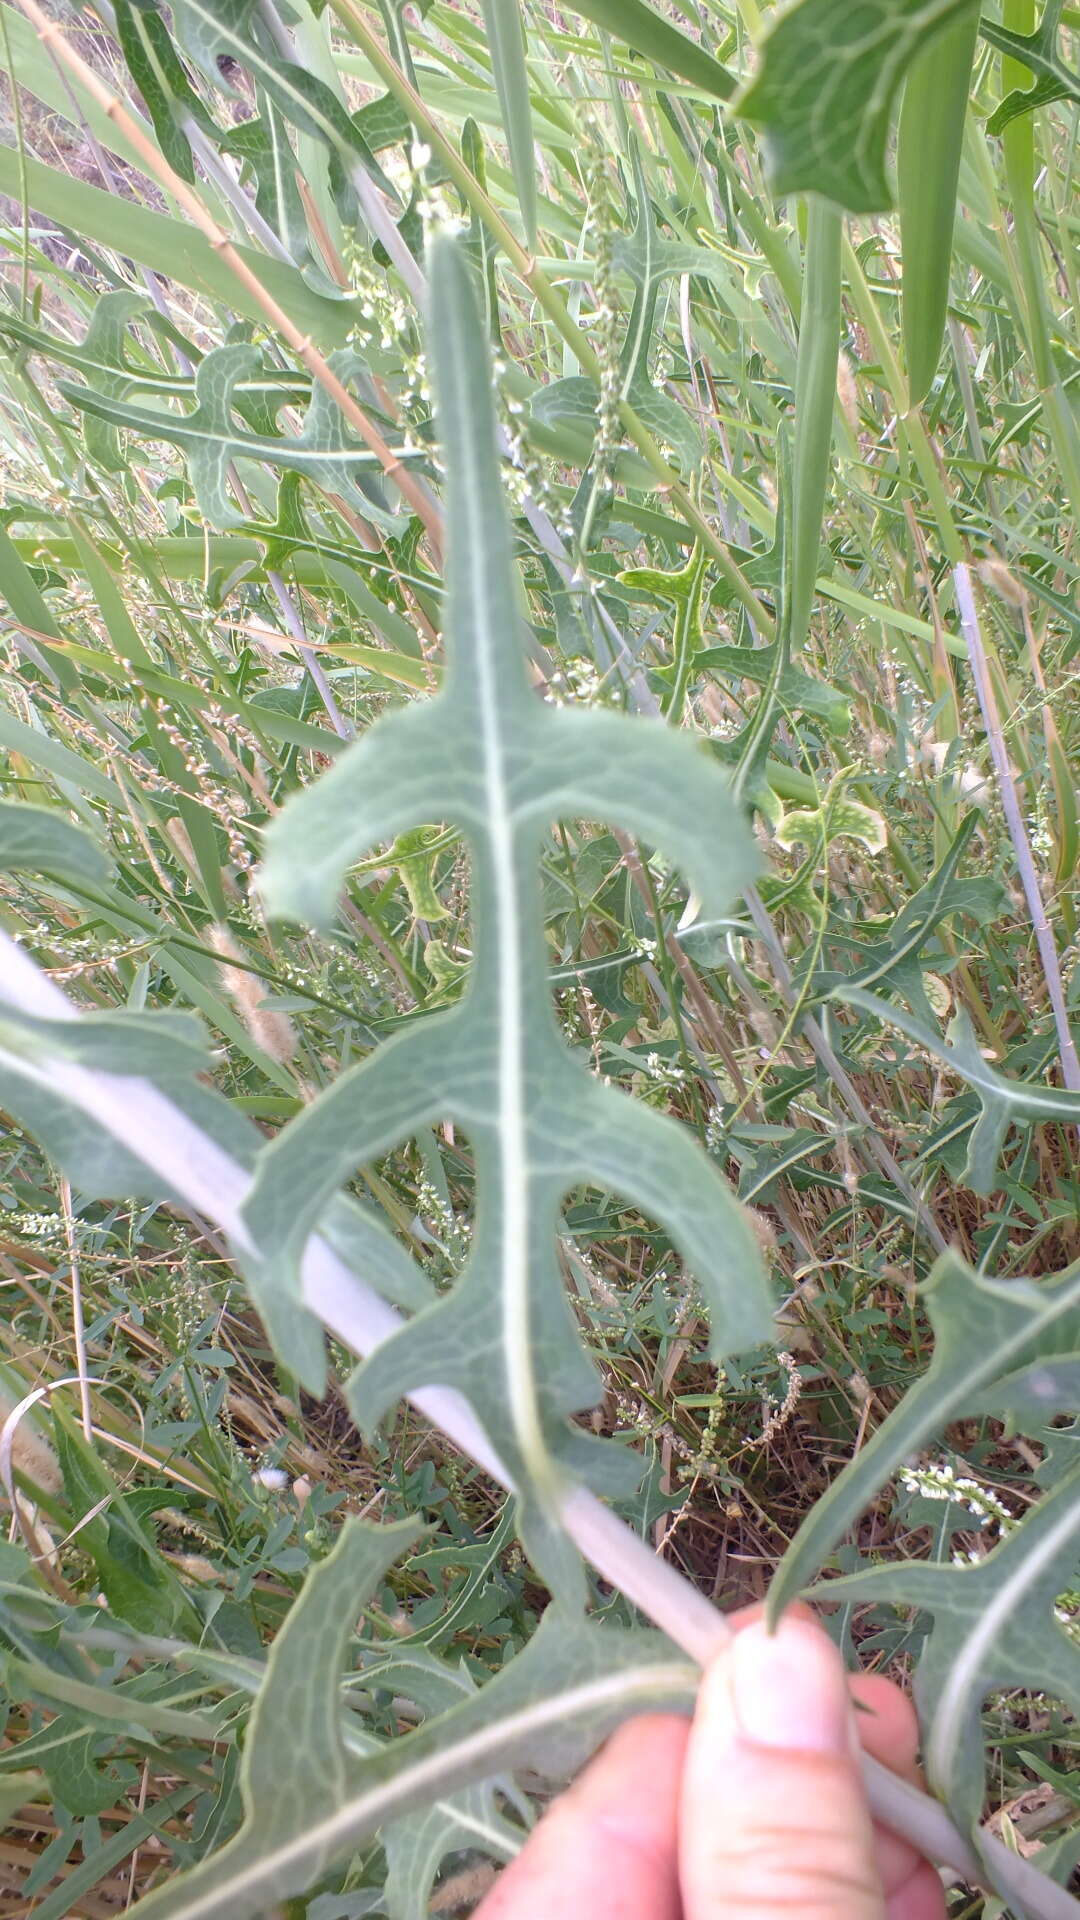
[728,1597,818,1634]
[575,1712,690,1807]
[683,1618,884,1920]
[850,1672,922,1782]
[726,1615,853,1754]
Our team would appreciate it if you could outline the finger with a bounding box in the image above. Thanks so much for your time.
[850,1674,943,1912]
[850,1674,921,1781]
[851,1672,922,1891]
[476,1712,688,1920]
[887,1860,949,1920]
[729,1615,944,1918]
[680,1615,886,1920]
[726,1599,817,1634]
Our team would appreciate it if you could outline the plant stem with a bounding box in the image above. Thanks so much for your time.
[954,563,1080,1101]
[58,1176,92,1442]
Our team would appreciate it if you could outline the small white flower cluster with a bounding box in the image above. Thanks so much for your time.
[554,978,601,1054]
[416,1177,472,1273]
[170,1254,221,1357]
[0,1207,66,1243]
[416,186,460,235]
[7,922,144,975]
[500,414,571,532]
[142,690,253,872]
[652,345,675,387]
[7,676,253,867]
[548,655,605,706]
[899,1458,1013,1533]
[881,646,931,733]
[612,1386,693,1461]
[1027,787,1054,864]
[679,1392,728,1484]
[346,248,413,356]
[493,354,580,543]
[580,148,623,464]
[757,1350,802,1446]
[644,1049,686,1089]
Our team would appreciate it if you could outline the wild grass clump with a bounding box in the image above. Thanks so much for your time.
[0,0,1076,1914]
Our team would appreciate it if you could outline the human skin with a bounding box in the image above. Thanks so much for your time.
[476,1609,947,1920]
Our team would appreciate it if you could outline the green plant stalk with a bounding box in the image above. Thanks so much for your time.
[1044,101,1080,326]
[477,0,537,246]
[898,6,981,408]
[999,0,1080,531]
[841,235,964,565]
[325,0,776,636]
[733,0,764,34]
[788,197,841,653]
[0,0,34,318]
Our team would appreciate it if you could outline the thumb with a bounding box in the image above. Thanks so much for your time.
[680,1615,885,1920]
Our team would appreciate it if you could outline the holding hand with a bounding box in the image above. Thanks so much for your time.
[477,1612,946,1920]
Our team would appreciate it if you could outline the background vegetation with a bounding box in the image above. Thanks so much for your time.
[0,0,1077,1913]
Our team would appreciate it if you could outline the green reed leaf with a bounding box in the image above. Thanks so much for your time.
[567,0,735,99]
[788,197,841,654]
[0,146,355,345]
[479,0,537,248]
[898,7,980,406]
[0,801,113,886]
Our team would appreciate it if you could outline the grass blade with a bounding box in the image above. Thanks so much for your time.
[898,6,981,407]
[479,0,537,247]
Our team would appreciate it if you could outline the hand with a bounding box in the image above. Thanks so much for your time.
[475,1610,947,1919]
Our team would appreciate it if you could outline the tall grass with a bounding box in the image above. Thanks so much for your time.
[0,0,1077,1913]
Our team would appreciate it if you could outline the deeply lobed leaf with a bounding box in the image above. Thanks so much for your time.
[248,235,771,1591]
